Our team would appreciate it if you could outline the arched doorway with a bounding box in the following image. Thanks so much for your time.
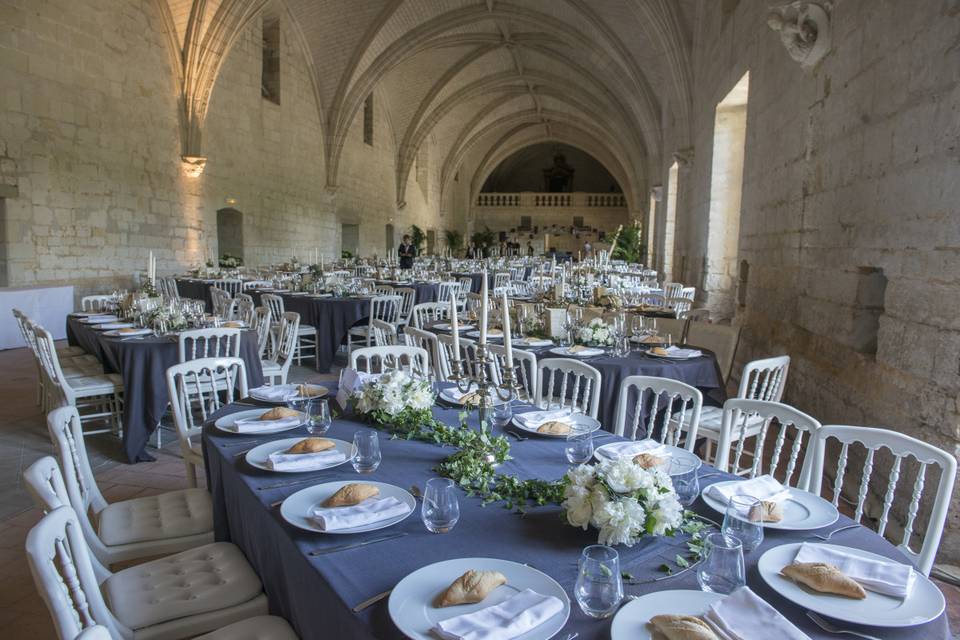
[216,208,244,263]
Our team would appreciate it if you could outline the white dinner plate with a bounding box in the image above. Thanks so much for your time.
[213,408,305,434]
[432,323,475,332]
[287,291,310,296]
[548,346,605,357]
[645,349,701,360]
[103,328,153,337]
[96,322,135,330]
[594,440,702,471]
[438,387,510,407]
[249,383,329,403]
[758,542,944,627]
[80,316,119,324]
[511,411,601,438]
[611,590,725,640]
[465,330,504,339]
[388,557,570,640]
[70,312,97,317]
[280,481,415,534]
[701,481,839,530]
[244,437,351,473]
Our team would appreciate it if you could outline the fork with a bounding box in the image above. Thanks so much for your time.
[808,524,859,541]
[806,612,882,640]
[505,429,528,442]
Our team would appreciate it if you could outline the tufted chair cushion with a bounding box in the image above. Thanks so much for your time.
[197,616,299,640]
[104,542,263,629]
[98,488,213,546]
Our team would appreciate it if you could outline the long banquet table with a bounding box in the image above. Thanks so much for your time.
[202,391,948,640]
[67,316,265,463]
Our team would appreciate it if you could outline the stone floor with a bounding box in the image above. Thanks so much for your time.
[1,344,958,638]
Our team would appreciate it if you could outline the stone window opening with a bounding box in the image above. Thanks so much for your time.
[261,18,280,104]
[216,208,244,265]
[363,94,374,146]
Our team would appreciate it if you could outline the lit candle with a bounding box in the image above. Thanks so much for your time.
[479,268,488,344]
[501,289,513,371]
[320,253,324,271]
[450,289,460,362]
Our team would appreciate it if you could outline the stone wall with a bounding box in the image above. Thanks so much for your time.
[674,0,960,560]
[0,0,444,297]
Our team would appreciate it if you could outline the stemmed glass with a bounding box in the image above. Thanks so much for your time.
[722,495,765,552]
[421,477,460,534]
[351,430,381,474]
[575,545,623,618]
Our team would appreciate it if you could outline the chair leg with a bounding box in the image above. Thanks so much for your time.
[185,462,198,489]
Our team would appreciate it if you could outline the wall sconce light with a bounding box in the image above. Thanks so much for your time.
[225,197,237,205]
[181,156,207,177]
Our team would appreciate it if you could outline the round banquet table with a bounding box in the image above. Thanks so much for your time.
[66,316,264,463]
[200,387,949,640]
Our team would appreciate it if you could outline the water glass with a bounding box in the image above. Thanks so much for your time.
[565,428,594,464]
[574,545,623,618]
[493,399,513,428]
[722,495,765,552]
[697,533,746,594]
[351,430,381,474]
[668,457,700,507]
[421,477,460,534]
[305,398,331,436]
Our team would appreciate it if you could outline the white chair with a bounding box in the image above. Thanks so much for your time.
[436,333,474,381]
[177,328,242,362]
[235,297,255,325]
[536,358,601,419]
[15,311,94,409]
[437,281,460,306]
[163,276,180,299]
[394,287,416,327]
[614,375,701,447]
[347,295,400,353]
[715,399,821,487]
[370,318,399,346]
[26,505,270,640]
[810,426,957,576]
[33,324,123,436]
[487,343,537,402]
[213,279,243,296]
[411,302,448,328]
[261,312,300,385]
[250,307,272,358]
[209,287,233,318]
[684,355,789,463]
[685,321,740,383]
[680,308,710,343]
[680,286,696,300]
[75,620,297,640]
[25,446,212,569]
[349,345,429,376]
[662,282,683,299]
[373,284,394,296]
[640,292,666,307]
[403,327,444,380]
[666,296,692,317]
[81,295,114,312]
[493,272,510,289]
[167,357,249,487]
[259,296,316,366]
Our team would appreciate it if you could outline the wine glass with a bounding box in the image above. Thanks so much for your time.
[351,430,381,474]
[575,545,623,618]
[305,398,331,436]
[697,533,746,594]
[421,477,460,534]
[722,495,765,552]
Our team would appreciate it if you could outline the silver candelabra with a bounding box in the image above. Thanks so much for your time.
[448,340,522,424]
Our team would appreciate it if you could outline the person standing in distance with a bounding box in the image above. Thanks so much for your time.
[398,234,417,269]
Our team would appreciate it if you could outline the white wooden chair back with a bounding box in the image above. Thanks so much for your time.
[80,296,113,313]
[736,355,790,402]
[464,292,483,314]
[536,358,601,418]
[666,296,692,317]
[685,322,741,383]
[414,302,449,328]
[493,272,510,289]
[457,277,474,295]
[25,506,128,640]
[23,456,71,515]
[680,286,696,300]
[349,346,429,376]
[236,298,255,325]
[510,281,532,296]
[716,399,821,488]
[251,307,272,357]
[371,318,399,346]
[404,327,444,379]
[436,333,475,380]
[177,328,241,362]
[367,295,401,340]
[33,324,71,405]
[640,292,666,307]
[662,282,683,299]
[437,282,460,305]
[163,276,180,299]
[487,343,537,402]
[213,279,242,296]
[613,375,702,448]
[394,287,416,324]
[810,425,957,576]
[261,293,285,325]
[264,312,300,378]
[209,287,232,317]
[374,284,394,296]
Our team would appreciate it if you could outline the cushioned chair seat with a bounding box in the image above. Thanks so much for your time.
[296,324,315,336]
[196,616,299,640]
[674,405,767,438]
[105,542,264,630]
[71,373,123,395]
[347,326,370,336]
[98,488,213,546]
[261,361,281,376]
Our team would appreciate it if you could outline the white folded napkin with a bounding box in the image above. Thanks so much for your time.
[267,449,346,471]
[663,346,703,358]
[705,474,791,506]
[793,543,916,598]
[84,315,119,323]
[564,346,604,356]
[704,586,810,640]
[517,338,552,346]
[228,415,301,433]
[444,387,489,402]
[514,408,573,428]
[600,439,667,459]
[311,496,411,532]
[250,384,296,402]
[432,588,564,640]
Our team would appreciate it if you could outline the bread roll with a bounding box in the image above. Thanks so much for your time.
[748,500,783,523]
[650,347,670,356]
[780,562,866,599]
[322,483,380,508]
[633,452,666,469]
[259,407,300,421]
[435,570,508,607]
[537,421,572,435]
[297,384,326,398]
[649,615,719,640]
[568,345,589,353]
[285,438,335,454]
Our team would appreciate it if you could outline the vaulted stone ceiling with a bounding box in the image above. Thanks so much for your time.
[155,0,696,211]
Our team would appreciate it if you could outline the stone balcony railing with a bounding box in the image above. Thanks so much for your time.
[475,192,627,208]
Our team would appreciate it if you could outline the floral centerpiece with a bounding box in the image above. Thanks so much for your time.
[562,457,683,546]
[144,305,189,333]
[219,253,243,268]
[352,369,435,427]
[577,317,615,347]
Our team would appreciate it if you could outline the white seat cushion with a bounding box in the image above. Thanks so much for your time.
[676,405,768,439]
[296,324,315,337]
[196,616,298,640]
[98,488,213,546]
[70,373,122,395]
[105,542,263,630]
[261,361,281,375]
[347,326,370,336]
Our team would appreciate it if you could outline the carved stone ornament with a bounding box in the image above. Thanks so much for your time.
[181,156,207,177]
[650,185,663,202]
[767,1,833,71]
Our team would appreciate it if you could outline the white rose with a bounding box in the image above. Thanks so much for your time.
[562,486,593,529]
[589,486,611,527]
[566,464,596,488]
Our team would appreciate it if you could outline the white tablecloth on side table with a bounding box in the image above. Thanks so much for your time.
[0,284,74,349]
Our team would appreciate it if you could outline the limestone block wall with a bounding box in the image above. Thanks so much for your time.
[677,0,960,559]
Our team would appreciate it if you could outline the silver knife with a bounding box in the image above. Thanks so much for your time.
[309,532,408,557]
[352,589,393,613]
[258,475,332,491]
